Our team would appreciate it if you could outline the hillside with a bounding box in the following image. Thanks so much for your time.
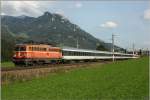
[1,11,125,61]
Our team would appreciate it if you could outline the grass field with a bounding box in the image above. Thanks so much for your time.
[1,61,15,68]
[2,57,149,100]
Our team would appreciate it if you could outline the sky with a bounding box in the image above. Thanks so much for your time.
[1,1,150,50]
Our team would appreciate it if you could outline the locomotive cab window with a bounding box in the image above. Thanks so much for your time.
[15,46,26,51]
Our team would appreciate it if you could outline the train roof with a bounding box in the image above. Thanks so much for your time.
[15,44,61,49]
[15,44,51,46]
[62,47,133,55]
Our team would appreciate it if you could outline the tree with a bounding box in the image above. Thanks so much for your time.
[96,44,108,51]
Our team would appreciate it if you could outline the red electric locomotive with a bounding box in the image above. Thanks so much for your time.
[13,44,62,65]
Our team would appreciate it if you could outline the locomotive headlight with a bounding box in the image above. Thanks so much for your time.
[13,54,16,57]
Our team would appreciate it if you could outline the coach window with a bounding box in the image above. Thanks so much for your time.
[77,52,79,56]
[76,52,78,56]
[70,51,72,56]
[35,47,37,51]
[86,52,88,56]
[115,54,118,56]
[77,52,80,56]
[33,47,35,51]
[29,47,32,51]
[89,53,91,56]
[67,51,69,56]
[78,52,80,56]
[32,47,34,51]
[89,52,91,56]
[72,51,74,56]
[64,51,67,56]
[71,51,74,56]
[92,53,94,56]
[85,52,87,56]
[96,53,98,56]
[75,52,77,56]
[66,51,69,56]
[76,52,79,56]
[72,52,75,56]
[34,47,36,51]
[69,51,71,56]
[90,52,93,56]
[37,47,39,51]
[36,47,38,51]
[33,47,36,51]
[81,52,83,56]
[39,47,41,51]
[87,52,89,56]
[90,53,93,56]
[80,52,82,56]
[43,48,45,51]
[68,51,70,56]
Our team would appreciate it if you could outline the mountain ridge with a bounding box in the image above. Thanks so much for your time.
[1,11,125,61]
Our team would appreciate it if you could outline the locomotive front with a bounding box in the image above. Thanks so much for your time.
[13,44,28,65]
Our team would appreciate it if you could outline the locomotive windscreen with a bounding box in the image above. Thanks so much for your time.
[15,46,26,51]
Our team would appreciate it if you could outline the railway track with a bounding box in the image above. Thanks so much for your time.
[2,61,111,84]
[1,61,110,72]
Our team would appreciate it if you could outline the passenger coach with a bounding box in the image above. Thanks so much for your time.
[62,47,137,60]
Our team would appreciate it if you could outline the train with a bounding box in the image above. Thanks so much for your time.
[12,44,139,66]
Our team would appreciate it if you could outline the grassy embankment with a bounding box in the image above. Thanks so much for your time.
[1,61,15,68]
[2,57,149,100]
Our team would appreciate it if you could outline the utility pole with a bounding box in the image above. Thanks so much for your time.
[77,38,79,49]
[132,43,135,55]
[112,34,115,62]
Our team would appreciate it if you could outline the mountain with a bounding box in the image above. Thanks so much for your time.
[1,12,125,61]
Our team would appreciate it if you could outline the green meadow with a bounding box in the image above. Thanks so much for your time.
[2,57,149,100]
[1,61,15,68]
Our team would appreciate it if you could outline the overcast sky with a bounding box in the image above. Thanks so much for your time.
[1,1,150,50]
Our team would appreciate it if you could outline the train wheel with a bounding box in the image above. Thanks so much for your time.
[24,61,29,67]
[14,62,21,67]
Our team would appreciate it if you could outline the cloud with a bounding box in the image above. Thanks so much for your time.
[1,12,6,15]
[100,21,118,28]
[75,2,82,8]
[55,9,65,16]
[144,9,150,20]
[1,1,54,17]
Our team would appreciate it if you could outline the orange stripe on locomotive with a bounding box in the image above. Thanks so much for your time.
[13,44,62,59]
